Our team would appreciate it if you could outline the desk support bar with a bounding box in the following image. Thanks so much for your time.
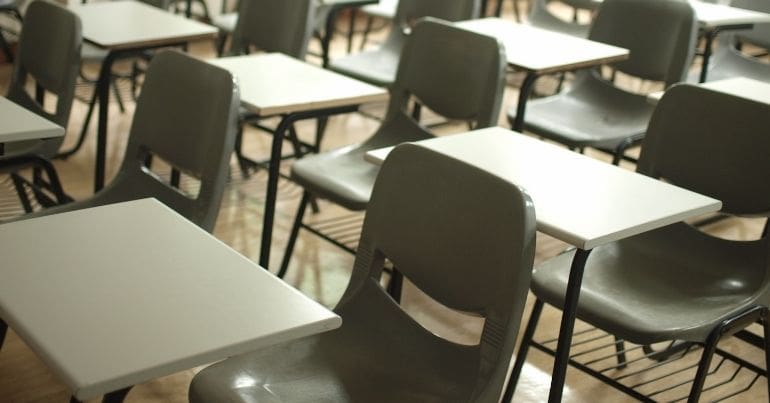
[548,248,592,402]
[259,105,359,269]
[512,73,540,132]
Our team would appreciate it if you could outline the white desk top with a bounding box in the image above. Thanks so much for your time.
[648,77,770,105]
[365,128,721,250]
[588,0,770,28]
[0,198,341,400]
[0,97,64,143]
[690,0,770,28]
[456,18,629,74]
[70,1,217,50]
[209,53,388,116]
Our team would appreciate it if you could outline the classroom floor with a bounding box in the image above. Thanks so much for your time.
[0,2,767,402]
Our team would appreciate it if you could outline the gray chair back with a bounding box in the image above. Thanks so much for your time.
[589,0,697,86]
[230,0,314,59]
[381,0,480,51]
[5,0,81,157]
[638,84,770,216]
[339,143,536,402]
[91,50,239,232]
[380,17,506,140]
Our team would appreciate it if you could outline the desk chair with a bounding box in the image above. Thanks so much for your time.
[505,84,770,402]
[698,0,770,83]
[507,0,697,165]
[223,0,317,176]
[327,0,480,88]
[278,18,506,278]
[190,143,536,403]
[57,0,203,160]
[10,50,240,233]
[1,0,80,213]
[0,0,21,63]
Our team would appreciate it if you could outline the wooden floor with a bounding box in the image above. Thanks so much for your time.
[0,3,767,402]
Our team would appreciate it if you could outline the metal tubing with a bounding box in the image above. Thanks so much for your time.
[548,248,591,403]
[258,105,358,269]
[512,73,540,132]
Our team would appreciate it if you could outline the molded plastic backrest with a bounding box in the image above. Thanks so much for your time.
[340,143,536,401]
[6,0,80,129]
[387,18,506,126]
[102,50,240,232]
[230,0,314,58]
[589,0,697,86]
[381,0,479,48]
[732,0,770,49]
[638,84,770,216]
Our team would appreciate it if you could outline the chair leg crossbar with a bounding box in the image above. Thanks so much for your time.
[504,301,770,402]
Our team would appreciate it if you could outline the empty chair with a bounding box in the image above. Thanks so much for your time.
[698,0,770,83]
[15,50,240,232]
[508,0,697,165]
[219,0,316,176]
[278,18,506,277]
[190,142,537,403]
[506,84,770,402]
[327,0,480,87]
[0,0,81,211]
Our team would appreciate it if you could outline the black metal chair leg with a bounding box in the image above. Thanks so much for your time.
[503,298,544,402]
[277,191,310,278]
[360,16,374,51]
[386,267,403,303]
[0,318,7,350]
[614,336,627,369]
[411,102,422,122]
[110,77,126,113]
[57,86,98,159]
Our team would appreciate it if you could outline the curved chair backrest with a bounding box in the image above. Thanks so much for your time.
[230,0,314,59]
[5,0,81,157]
[589,0,697,86]
[338,143,536,402]
[380,0,479,51]
[638,84,770,217]
[95,50,240,232]
[377,17,505,145]
[733,0,770,49]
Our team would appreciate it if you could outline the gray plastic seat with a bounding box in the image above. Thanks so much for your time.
[14,50,240,232]
[508,0,697,165]
[278,18,506,276]
[697,0,770,83]
[327,0,480,87]
[189,142,537,403]
[528,0,592,38]
[507,84,770,401]
[0,0,81,210]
